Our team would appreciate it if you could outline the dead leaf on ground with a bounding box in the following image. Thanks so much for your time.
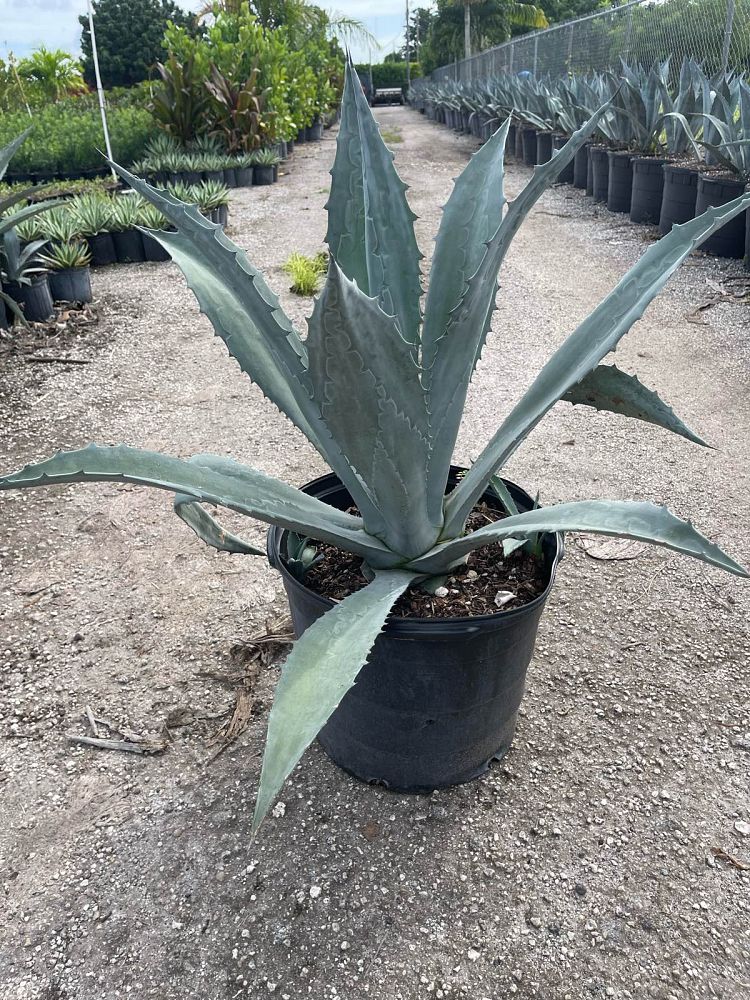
[361,821,380,842]
[577,536,646,561]
[207,688,261,761]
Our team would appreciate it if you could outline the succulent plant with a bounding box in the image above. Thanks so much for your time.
[69,192,115,236]
[251,147,280,166]
[2,66,749,832]
[41,238,91,270]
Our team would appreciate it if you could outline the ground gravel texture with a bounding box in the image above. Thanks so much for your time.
[1,107,749,1000]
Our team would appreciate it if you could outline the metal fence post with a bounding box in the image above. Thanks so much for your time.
[721,0,736,73]
[533,35,538,75]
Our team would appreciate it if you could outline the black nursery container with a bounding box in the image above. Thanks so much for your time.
[268,471,563,793]
[253,165,274,186]
[573,143,589,189]
[235,166,253,187]
[506,123,516,156]
[48,266,92,303]
[521,128,537,166]
[87,232,117,267]
[142,232,172,262]
[113,229,145,264]
[694,174,747,258]
[5,275,54,322]
[552,135,575,183]
[589,146,610,202]
[659,164,699,234]
[745,200,750,272]
[607,151,633,213]
[630,157,667,224]
[514,123,524,160]
[535,131,554,165]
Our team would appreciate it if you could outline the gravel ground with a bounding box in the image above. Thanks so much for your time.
[1,107,749,1000]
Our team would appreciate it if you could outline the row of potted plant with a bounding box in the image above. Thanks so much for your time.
[410,60,750,266]
[131,134,283,189]
[1,171,233,326]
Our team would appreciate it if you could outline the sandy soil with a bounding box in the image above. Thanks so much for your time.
[0,107,749,1000]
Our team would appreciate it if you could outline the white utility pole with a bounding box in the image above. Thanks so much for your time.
[405,0,411,88]
[86,0,116,179]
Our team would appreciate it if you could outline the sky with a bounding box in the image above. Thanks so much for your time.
[0,0,413,64]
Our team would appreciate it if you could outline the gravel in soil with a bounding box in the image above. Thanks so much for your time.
[0,110,749,1000]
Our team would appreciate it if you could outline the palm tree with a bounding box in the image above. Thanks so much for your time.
[456,0,547,60]
[17,47,86,102]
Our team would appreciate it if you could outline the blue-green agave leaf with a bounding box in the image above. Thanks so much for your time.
[444,187,750,535]
[0,445,395,566]
[252,569,417,833]
[562,364,708,447]
[325,62,422,345]
[425,104,612,519]
[173,494,265,555]
[306,261,437,557]
[409,500,747,577]
[0,130,30,182]
[0,199,60,238]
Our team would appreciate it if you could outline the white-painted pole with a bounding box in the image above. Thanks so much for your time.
[86,0,117,179]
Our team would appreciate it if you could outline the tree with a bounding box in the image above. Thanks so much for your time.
[535,0,607,24]
[17,48,86,102]
[79,0,197,89]
[422,0,547,68]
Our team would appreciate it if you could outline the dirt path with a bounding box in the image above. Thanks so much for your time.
[0,107,748,1000]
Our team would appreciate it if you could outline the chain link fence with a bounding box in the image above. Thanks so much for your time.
[431,0,750,83]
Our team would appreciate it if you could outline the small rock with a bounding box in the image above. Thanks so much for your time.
[309,885,322,899]
[494,590,515,608]
[734,820,750,837]
[574,883,587,897]
[272,802,286,818]
[466,570,478,581]
[340,941,350,951]
[467,948,481,962]
[434,586,449,598]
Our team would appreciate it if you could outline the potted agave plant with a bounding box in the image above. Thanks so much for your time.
[1,66,749,834]
[41,239,93,303]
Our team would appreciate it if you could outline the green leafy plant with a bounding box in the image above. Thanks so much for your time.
[2,68,749,833]
[150,53,210,146]
[41,206,80,244]
[250,148,280,166]
[41,239,91,270]
[205,64,268,154]
[69,193,115,236]
[282,251,327,295]
[111,194,143,231]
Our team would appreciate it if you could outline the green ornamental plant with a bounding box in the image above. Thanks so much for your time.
[41,239,91,270]
[2,68,749,832]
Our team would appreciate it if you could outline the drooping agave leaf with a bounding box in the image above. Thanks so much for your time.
[562,364,708,447]
[110,162,383,530]
[0,445,396,566]
[425,104,612,518]
[173,494,265,555]
[0,130,30,182]
[307,261,436,557]
[444,188,750,536]
[409,500,747,577]
[252,569,417,833]
[325,62,422,345]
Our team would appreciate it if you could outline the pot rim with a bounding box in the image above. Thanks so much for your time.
[268,470,563,632]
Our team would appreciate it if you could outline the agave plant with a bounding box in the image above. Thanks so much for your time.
[0,131,60,321]
[2,65,749,831]
[41,239,91,270]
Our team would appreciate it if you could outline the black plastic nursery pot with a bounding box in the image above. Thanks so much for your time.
[267,470,563,793]
[629,157,667,224]
[514,124,524,160]
[306,122,324,141]
[87,232,117,267]
[606,151,633,214]
[142,232,172,262]
[211,205,229,226]
[507,123,516,154]
[694,174,747,259]
[223,167,238,187]
[521,128,537,167]
[535,131,554,165]
[204,169,224,183]
[48,266,92,304]
[253,165,275,186]
[235,167,253,187]
[5,275,54,323]
[658,163,699,235]
[552,135,574,183]
[113,229,145,264]
[573,142,589,189]
[745,200,750,272]
[589,146,610,203]
[185,170,202,185]
[286,140,295,156]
